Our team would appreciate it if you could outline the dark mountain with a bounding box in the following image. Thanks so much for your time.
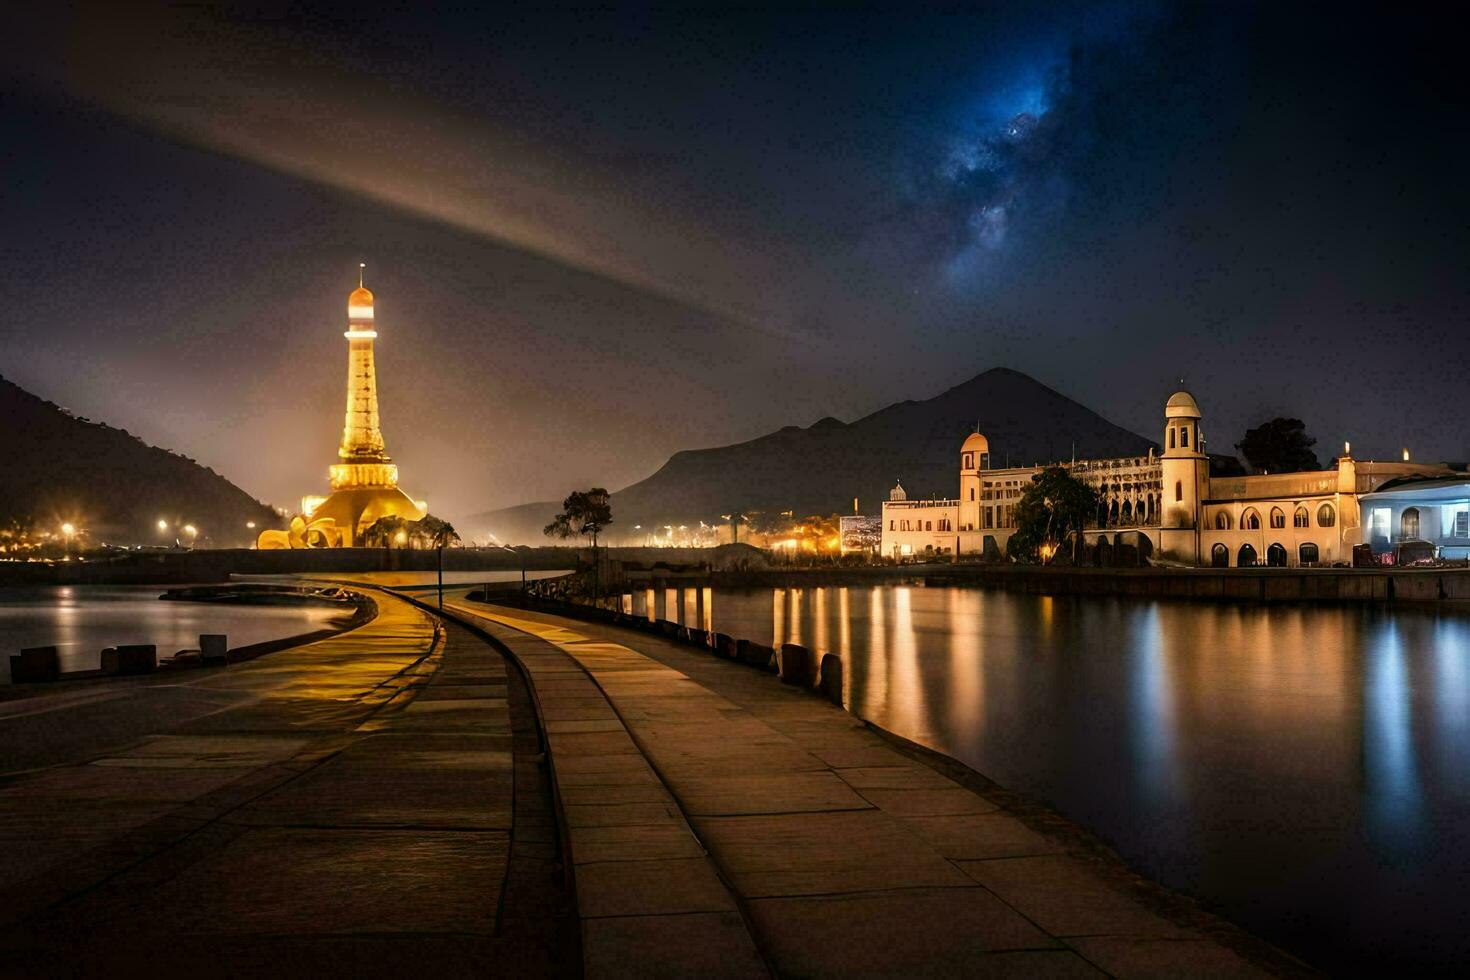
[0,375,279,548]
[471,368,1161,544]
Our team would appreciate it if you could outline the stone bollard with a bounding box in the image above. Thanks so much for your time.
[714,633,736,659]
[818,653,844,707]
[686,628,710,649]
[103,644,157,676]
[657,620,681,638]
[200,634,229,666]
[778,644,815,687]
[737,640,776,671]
[9,646,60,683]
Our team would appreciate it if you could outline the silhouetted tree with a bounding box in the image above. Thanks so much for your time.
[545,489,612,599]
[1008,467,1099,565]
[1236,418,1320,473]
[544,489,613,549]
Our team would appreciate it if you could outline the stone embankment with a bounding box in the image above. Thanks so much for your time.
[441,590,1305,977]
[639,561,1470,606]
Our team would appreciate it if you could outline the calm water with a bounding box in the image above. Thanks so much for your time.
[683,585,1470,973]
[0,585,345,680]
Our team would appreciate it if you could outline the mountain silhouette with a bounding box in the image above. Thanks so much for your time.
[1,375,278,548]
[471,368,1160,544]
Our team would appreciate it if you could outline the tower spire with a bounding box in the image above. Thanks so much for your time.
[359,262,365,288]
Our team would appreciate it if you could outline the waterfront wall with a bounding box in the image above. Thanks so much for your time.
[699,563,1470,606]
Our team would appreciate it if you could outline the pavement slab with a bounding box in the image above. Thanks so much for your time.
[0,590,576,976]
[452,598,1289,979]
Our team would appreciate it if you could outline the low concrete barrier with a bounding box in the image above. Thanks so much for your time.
[200,634,228,665]
[778,643,815,687]
[102,644,157,676]
[10,646,60,683]
[736,639,776,671]
[818,654,843,707]
[714,633,737,659]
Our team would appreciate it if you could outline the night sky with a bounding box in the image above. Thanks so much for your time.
[5,4,1467,527]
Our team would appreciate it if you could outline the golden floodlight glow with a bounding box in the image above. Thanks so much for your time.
[60,523,75,536]
[258,266,426,550]
[183,524,197,536]
[158,519,169,531]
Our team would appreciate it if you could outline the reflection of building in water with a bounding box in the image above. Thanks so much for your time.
[882,388,1468,566]
[258,269,427,549]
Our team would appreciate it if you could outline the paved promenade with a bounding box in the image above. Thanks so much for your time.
[445,594,1296,978]
[0,591,572,976]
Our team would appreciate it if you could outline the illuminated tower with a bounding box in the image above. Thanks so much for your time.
[257,265,426,549]
[1158,388,1209,564]
[332,265,395,491]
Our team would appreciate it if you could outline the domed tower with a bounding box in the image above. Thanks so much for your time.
[958,432,990,531]
[258,265,427,549]
[336,268,390,482]
[1158,388,1208,563]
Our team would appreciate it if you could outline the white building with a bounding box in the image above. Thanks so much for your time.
[882,388,1464,567]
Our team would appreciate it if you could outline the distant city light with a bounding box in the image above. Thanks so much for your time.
[246,521,256,529]
[158,519,169,531]
[183,524,197,536]
[1403,448,1411,461]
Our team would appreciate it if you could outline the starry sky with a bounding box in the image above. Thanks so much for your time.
[4,3,1468,526]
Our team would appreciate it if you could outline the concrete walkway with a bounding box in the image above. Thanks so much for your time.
[0,591,572,976]
[446,595,1293,978]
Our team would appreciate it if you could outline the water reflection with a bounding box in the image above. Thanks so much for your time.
[0,585,343,680]
[699,584,1470,973]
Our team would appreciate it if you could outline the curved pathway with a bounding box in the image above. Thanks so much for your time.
[446,594,1298,978]
[0,589,573,975]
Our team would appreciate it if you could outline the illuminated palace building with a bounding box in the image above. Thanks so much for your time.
[258,268,426,549]
[882,388,1470,567]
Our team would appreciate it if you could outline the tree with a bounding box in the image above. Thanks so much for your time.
[415,515,460,609]
[543,488,613,549]
[545,489,613,600]
[1236,418,1320,473]
[361,515,411,549]
[1007,467,1099,565]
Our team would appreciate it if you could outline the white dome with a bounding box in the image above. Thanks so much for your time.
[961,432,990,454]
[1165,390,1201,418]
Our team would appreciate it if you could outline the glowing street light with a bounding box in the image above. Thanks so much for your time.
[158,519,169,531]
[246,521,256,529]
[60,522,75,537]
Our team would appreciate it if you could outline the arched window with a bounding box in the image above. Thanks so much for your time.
[1318,504,1336,528]
[1121,501,1133,525]
[1212,543,1229,567]
[1401,507,1420,539]
[1238,543,1258,567]
[964,453,973,469]
[889,520,895,530]
[1174,480,1182,502]
[1267,543,1288,567]
[1180,426,1189,448]
[925,521,933,531]
[970,488,975,501]
[1169,428,1176,449]
[1269,507,1285,529]
[1242,508,1261,530]
[1299,543,1319,565]
[1215,511,1232,530]
[1294,507,1310,528]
